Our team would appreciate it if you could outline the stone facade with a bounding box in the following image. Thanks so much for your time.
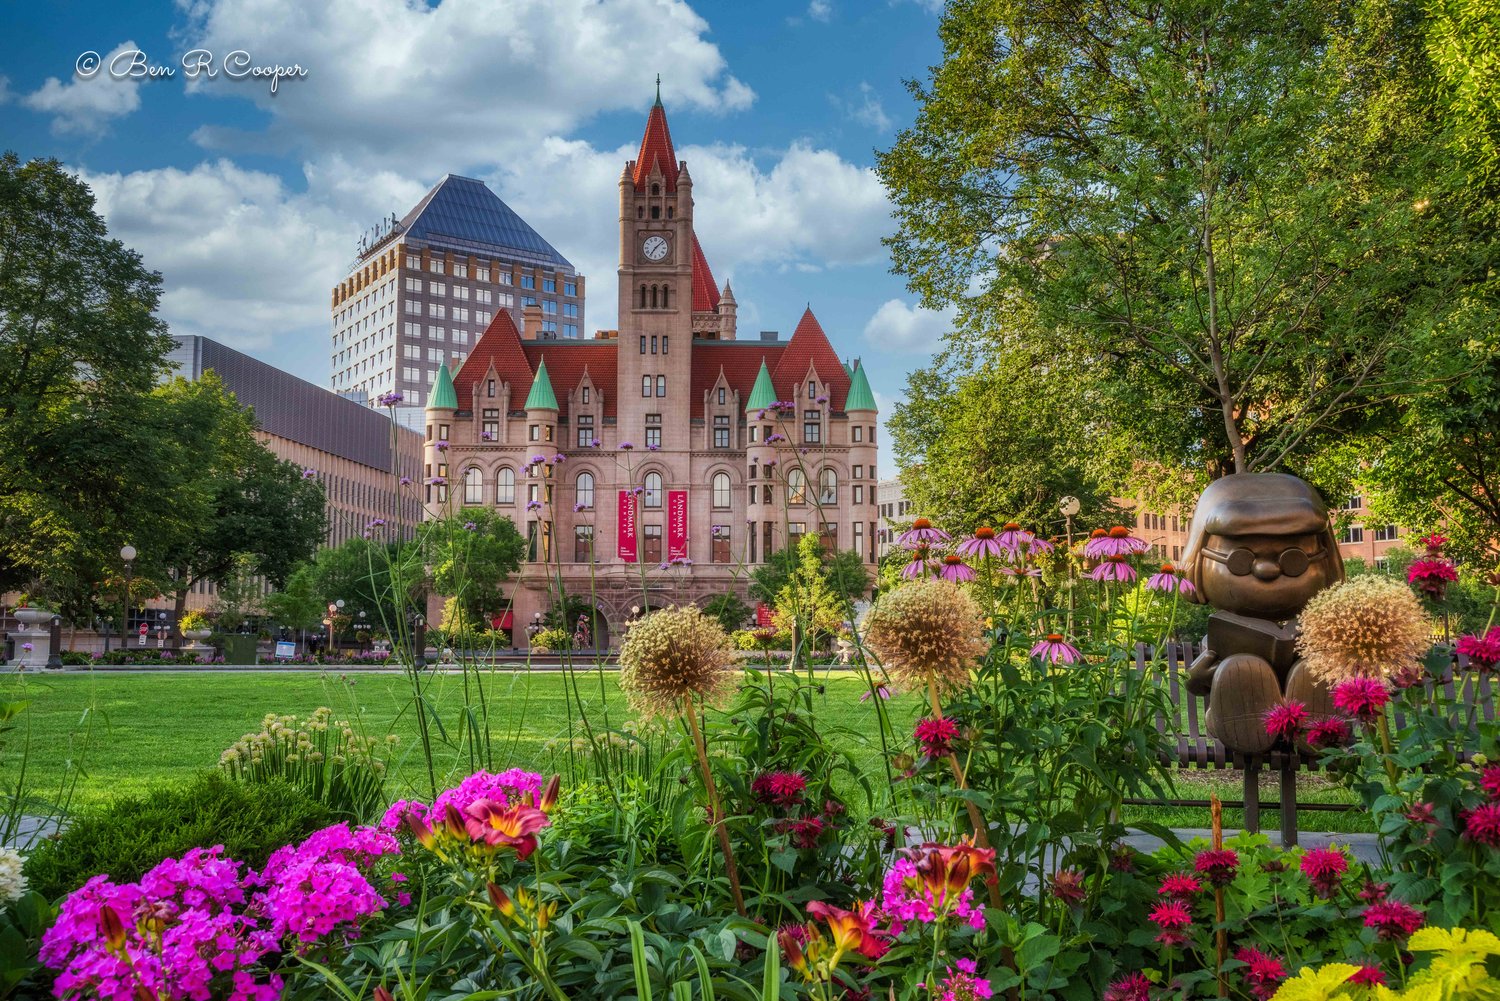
[422,97,879,644]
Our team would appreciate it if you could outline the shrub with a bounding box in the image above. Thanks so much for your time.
[531,627,572,652]
[178,610,210,633]
[219,708,394,822]
[701,592,752,633]
[23,772,334,900]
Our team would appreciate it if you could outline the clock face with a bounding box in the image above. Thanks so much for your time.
[641,235,669,261]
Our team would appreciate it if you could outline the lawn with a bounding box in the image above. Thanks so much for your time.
[0,668,1369,832]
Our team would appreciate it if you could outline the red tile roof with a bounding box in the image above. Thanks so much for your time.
[692,342,786,409]
[632,102,680,193]
[455,309,535,409]
[520,342,618,419]
[456,309,620,419]
[692,236,720,312]
[772,308,853,411]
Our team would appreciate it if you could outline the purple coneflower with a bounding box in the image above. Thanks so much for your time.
[1147,563,1196,595]
[1000,564,1043,578]
[1090,555,1137,583]
[1029,633,1081,665]
[940,554,974,582]
[860,684,894,702]
[901,544,940,579]
[995,522,1033,555]
[898,517,951,545]
[957,526,1005,559]
[1085,526,1149,559]
[1026,535,1056,555]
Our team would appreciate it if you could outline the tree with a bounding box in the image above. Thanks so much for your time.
[876,0,1476,481]
[309,538,413,631]
[772,533,848,652]
[700,592,752,634]
[151,373,328,621]
[749,540,871,605]
[888,328,1136,536]
[426,510,526,621]
[0,153,175,605]
[263,564,324,635]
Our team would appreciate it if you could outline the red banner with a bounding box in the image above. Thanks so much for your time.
[667,490,688,561]
[756,603,773,628]
[617,490,637,562]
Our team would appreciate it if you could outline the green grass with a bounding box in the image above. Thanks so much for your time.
[0,668,1368,832]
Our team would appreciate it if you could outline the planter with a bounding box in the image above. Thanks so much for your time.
[13,608,55,627]
[182,629,212,642]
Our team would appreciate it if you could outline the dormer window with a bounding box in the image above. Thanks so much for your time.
[487,379,495,398]
[582,386,590,404]
[807,381,816,398]
[651,183,660,196]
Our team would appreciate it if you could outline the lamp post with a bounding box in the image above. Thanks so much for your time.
[119,544,136,652]
[1058,497,1080,632]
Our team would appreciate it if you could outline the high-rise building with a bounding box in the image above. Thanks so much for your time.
[423,95,879,644]
[329,175,585,427]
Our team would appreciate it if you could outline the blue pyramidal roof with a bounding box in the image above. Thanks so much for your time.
[399,175,573,269]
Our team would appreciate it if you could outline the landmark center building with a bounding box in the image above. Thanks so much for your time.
[423,95,879,643]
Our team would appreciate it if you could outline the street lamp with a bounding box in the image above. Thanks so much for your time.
[120,544,136,651]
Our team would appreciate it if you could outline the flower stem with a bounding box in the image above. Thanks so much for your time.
[683,702,747,917]
[926,676,999,909]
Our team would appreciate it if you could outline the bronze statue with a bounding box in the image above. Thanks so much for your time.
[1181,473,1345,753]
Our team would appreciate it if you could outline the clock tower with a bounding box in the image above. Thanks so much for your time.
[617,83,697,451]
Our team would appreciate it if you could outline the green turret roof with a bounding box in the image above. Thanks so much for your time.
[845,362,876,412]
[524,358,559,411]
[843,361,854,379]
[428,362,457,410]
[745,359,776,411]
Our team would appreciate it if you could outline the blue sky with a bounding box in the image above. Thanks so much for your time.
[0,0,955,473]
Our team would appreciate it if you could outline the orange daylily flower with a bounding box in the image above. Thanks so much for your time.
[464,797,551,858]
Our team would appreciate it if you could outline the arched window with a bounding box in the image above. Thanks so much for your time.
[496,466,515,505]
[651,205,660,219]
[818,468,837,504]
[463,467,483,505]
[650,285,658,308]
[644,472,663,508]
[651,183,660,196]
[661,285,669,309]
[576,472,594,510]
[637,206,644,219]
[712,472,731,509]
[787,469,807,505]
[640,285,647,308]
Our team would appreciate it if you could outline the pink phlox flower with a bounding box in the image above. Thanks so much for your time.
[937,960,994,1001]
[429,769,544,820]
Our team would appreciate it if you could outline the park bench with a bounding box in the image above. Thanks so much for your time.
[1127,642,1496,845]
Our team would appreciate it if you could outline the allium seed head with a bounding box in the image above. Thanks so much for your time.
[1297,576,1430,684]
[861,579,987,696]
[618,605,735,717]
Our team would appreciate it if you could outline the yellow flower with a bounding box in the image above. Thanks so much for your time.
[1269,964,1360,1001]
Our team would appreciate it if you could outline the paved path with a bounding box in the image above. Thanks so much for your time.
[1121,827,1381,863]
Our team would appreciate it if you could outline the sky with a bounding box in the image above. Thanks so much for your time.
[0,0,958,475]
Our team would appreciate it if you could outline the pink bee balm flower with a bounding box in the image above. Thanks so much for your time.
[1350,966,1387,987]
[1306,716,1352,749]
[1457,627,1500,671]
[1050,869,1087,907]
[750,771,807,806]
[1090,554,1138,583]
[1149,900,1192,947]
[1194,848,1239,887]
[1157,873,1202,898]
[941,554,975,582]
[1263,702,1308,741]
[1479,764,1500,800]
[1146,563,1196,595]
[956,526,1005,559]
[1299,846,1348,898]
[915,716,960,758]
[898,517,951,545]
[1234,947,1287,1001]
[1104,973,1153,1001]
[1029,634,1081,665]
[1407,558,1458,599]
[1363,900,1423,940]
[1085,525,1149,558]
[1331,677,1390,720]
[1463,802,1500,846]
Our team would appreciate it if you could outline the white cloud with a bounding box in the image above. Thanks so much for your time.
[862,298,954,352]
[176,0,754,173]
[808,0,833,21]
[77,160,353,357]
[23,42,144,136]
[832,82,892,132]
